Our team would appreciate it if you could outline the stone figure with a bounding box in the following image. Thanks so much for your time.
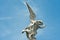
[22,2,45,40]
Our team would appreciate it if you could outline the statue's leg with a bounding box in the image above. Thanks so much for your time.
[31,34,36,40]
[28,37,36,40]
[29,38,36,40]
[27,34,32,40]
[30,34,36,40]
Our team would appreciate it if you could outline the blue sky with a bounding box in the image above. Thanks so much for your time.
[0,0,60,40]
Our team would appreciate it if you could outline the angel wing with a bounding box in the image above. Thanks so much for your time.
[26,2,36,23]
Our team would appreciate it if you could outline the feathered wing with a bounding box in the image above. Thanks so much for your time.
[26,2,36,23]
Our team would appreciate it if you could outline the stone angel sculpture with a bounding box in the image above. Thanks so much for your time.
[22,2,45,40]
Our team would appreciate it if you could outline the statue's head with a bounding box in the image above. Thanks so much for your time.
[37,20,43,25]
[34,20,45,29]
[33,20,43,25]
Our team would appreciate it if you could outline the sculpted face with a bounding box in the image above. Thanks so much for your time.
[33,20,45,29]
[34,20,43,25]
[37,20,43,25]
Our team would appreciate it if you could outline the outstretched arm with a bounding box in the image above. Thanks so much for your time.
[22,27,30,34]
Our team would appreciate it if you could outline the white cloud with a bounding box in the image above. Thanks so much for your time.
[0,17,13,20]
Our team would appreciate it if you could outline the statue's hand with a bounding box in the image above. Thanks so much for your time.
[22,30,25,34]
[22,31,24,34]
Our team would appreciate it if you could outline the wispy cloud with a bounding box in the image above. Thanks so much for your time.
[0,17,13,20]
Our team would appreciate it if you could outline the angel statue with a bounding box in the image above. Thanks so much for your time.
[22,2,45,40]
